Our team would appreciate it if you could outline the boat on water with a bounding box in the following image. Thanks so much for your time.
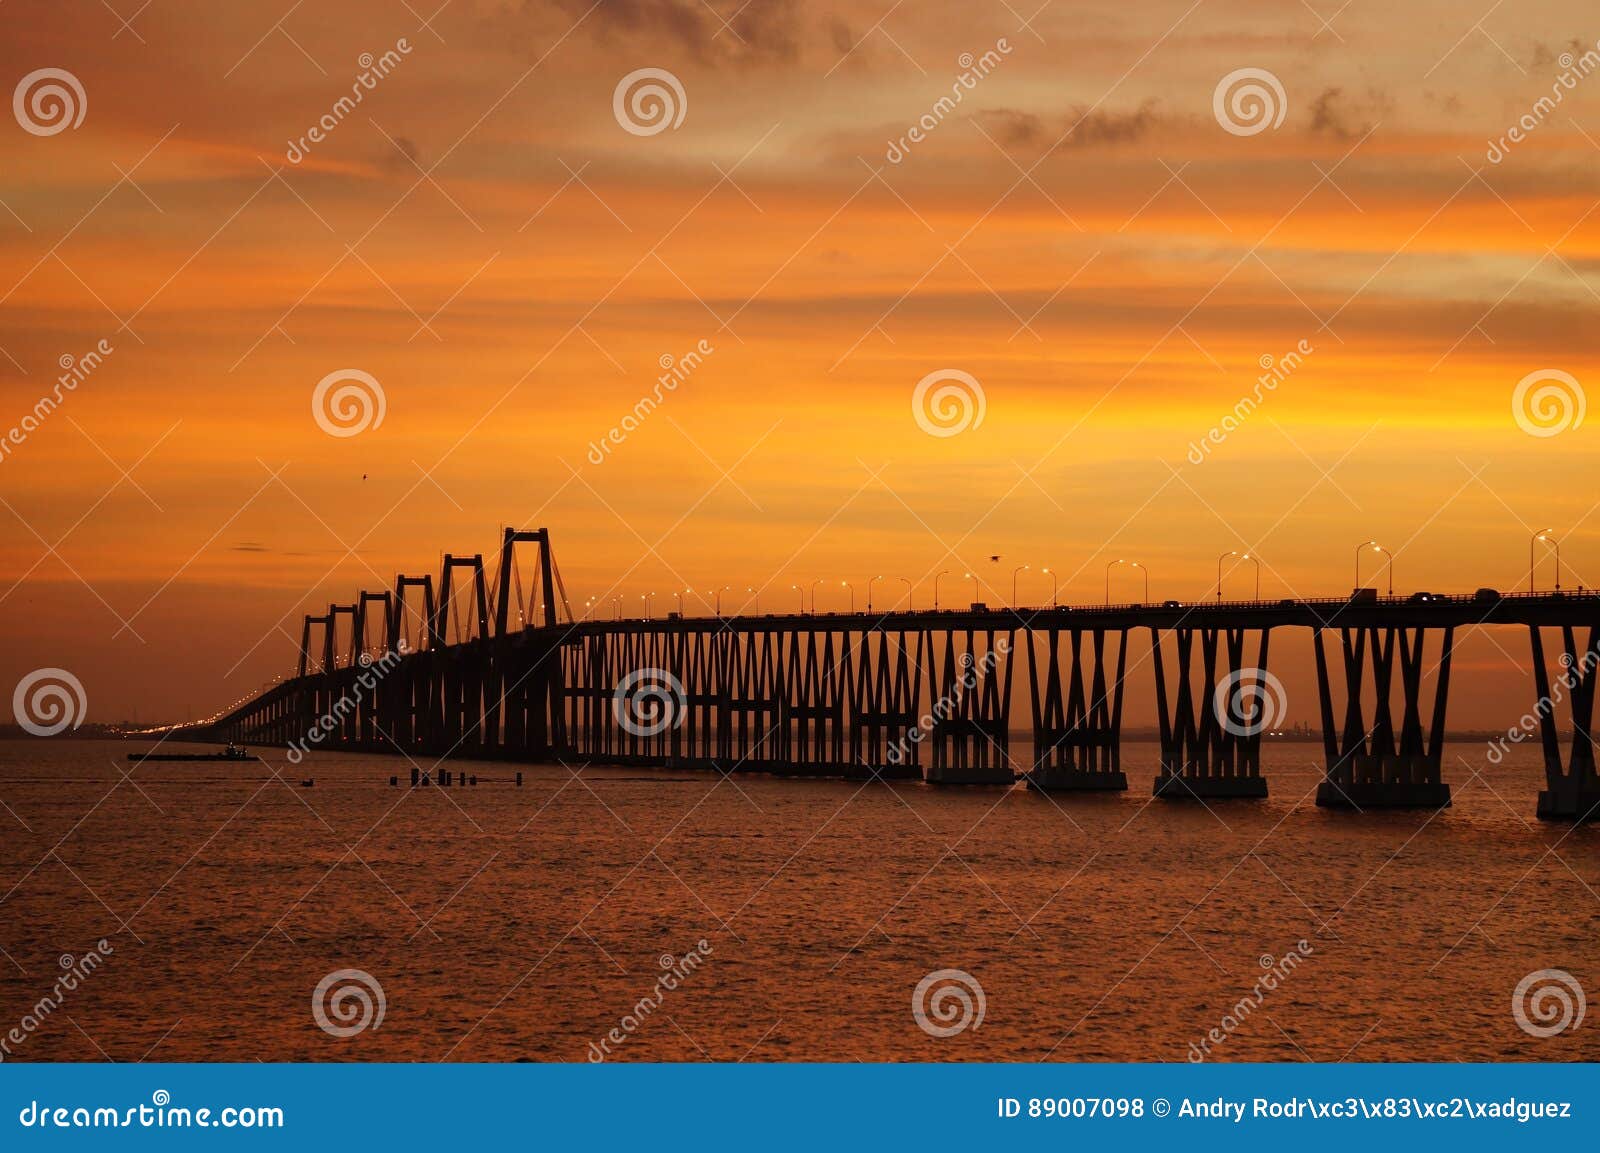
[127,744,261,763]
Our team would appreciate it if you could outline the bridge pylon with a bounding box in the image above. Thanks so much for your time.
[1150,626,1271,800]
[847,629,925,780]
[922,627,1015,784]
[1313,625,1453,810]
[1529,625,1600,822]
[1023,626,1128,792]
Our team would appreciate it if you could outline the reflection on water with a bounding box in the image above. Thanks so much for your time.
[0,739,1595,1062]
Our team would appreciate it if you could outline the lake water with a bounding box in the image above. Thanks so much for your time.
[0,738,1595,1062]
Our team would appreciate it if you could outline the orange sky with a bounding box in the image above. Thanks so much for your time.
[2,0,1599,725]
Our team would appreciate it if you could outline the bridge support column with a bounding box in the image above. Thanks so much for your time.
[924,628,1016,784]
[1529,626,1600,822]
[1024,627,1128,792]
[1150,626,1271,800]
[1313,626,1453,810]
[848,630,925,780]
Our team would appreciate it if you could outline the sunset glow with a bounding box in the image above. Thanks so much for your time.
[3,1,1598,724]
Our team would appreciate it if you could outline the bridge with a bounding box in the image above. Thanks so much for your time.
[209,527,1600,823]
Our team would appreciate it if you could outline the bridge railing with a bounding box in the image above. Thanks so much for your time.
[583,588,1600,623]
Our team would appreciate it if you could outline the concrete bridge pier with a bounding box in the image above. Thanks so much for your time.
[1149,625,1271,800]
[924,717,1014,783]
[1530,625,1600,822]
[1024,626,1128,792]
[849,630,926,781]
[1313,625,1454,810]
[923,628,1016,784]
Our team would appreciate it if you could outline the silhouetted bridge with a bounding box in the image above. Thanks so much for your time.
[211,528,1600,822]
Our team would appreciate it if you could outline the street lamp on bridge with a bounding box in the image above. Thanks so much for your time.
[933,570,953,611]
[899,576,914,611]
[791,583,804,614]
[714,585,732,614]
[674,587,692,615]
[1355,541,1394,596]
[1217,550,1261,601]
[1531,529,1562,592]
[809,577,826,614]
[843,580,855,614]
[747,586,760,614]
[1042,566,1058,608]
[867,574,882,613]
[1012,564,1030,607]
[1105,559,1148,605]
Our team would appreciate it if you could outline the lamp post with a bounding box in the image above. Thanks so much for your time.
[611,595,622,620]
[898,576,914,611]
[809,577,826,614]
[791,583,804,613]
[1105,559,1147,604]
[1042,566,1058,608]
[933,570,953,611]
[867,574,882,613]
[843,580,855,614]
[642,592,656,619]
[966,570,979,605]
[1355,541,1394,595]
[1012,564,1030,607]
[715,585,732,614]
[674,587,691,615]
[1531,529,1562,592]
[746,586,760,614]
[1217,551,1261,600]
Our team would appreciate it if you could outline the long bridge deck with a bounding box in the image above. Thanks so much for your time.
[556,589,1600,632]
[209,528,1600,823]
